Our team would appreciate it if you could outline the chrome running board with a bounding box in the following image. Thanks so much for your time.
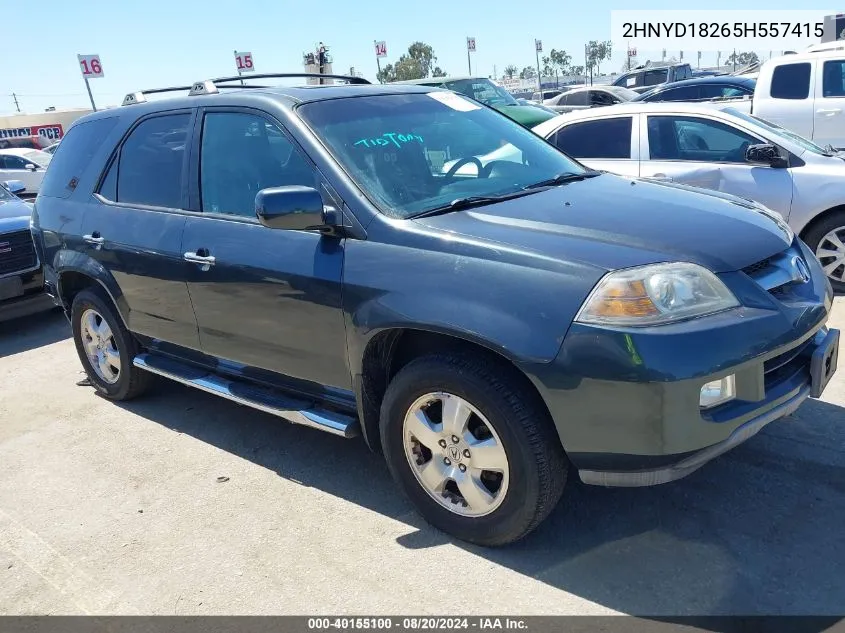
[133,353,359,438]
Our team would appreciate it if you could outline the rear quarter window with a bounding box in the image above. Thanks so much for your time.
[770,63,811,100]
[39,116,119,199]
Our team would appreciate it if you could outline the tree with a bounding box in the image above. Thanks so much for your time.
[549,49,572,75]
[376,41,445,83]
[503,64,518,78]
[570,65,584,77]
[586,40,613,82]
[541,56,554,77]
[725,51,759,68]
[519,66,537,79]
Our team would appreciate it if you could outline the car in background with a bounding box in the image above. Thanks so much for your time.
[612,62,694,93]
[528,103,845,289]
[531,89,564,102]
[0,180,54,322]
[43,142,61,155]
[0,148,52,196]
[516,98,558,115]
[543,85,638,112]
[392,76,558,127]
[633,77,756,103]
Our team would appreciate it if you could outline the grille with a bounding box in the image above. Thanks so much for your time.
[764,339,811,375]
[742,258,771,277]
[0,230,37,276]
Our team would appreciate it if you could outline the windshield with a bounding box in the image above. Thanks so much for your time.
[722,107,830,155]
[299,92,585,219]
[0,184,16,202]
[23,150,52,167]
[440,79,519,107]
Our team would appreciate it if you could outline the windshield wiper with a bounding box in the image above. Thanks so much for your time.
[409,191,535,219]
[523,170,601,190]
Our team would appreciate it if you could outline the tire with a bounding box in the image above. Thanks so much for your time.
[802,210,845,293]
[71,287,152,401]
[380,352,568,546]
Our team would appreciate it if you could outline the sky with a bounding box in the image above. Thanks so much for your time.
[1,0,836,115]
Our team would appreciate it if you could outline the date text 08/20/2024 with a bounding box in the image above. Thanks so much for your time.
[307,618,528,630]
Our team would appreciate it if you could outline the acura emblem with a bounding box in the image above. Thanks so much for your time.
[0,241,10,254]
[792,256,811,284]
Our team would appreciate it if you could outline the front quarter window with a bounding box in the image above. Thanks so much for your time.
[298,92,584,219]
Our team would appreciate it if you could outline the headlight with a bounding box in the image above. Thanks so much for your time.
[576,262,740,327]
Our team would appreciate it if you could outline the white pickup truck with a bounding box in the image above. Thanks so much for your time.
[725,46,845,149]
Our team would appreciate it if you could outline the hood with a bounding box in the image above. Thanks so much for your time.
[494,104,558,127]
[415,174,792,273]
[0,198,33,233]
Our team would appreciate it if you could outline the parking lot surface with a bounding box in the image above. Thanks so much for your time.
[2,302,845,616]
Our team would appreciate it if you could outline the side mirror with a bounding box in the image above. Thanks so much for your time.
[2,180,26,194]
[255,186,329,232]
[745,143,787,168]
[25,163,38,172]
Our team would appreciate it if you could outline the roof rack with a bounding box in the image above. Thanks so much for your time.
[121,72,370,106]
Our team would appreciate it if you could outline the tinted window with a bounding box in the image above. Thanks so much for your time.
[298,93,585,219]
[823,60,845,97]
[116,114,189,208]
[40,117,119,199]
[554,117,633,159]
[0,155,28,169]
[99,159,117,200]
[771,63,811,99]
[643,69,668,86]
[589,91,615,106]
[654,85,701,101]
[647,116,761,162]
[200,112,315,218]
[564,91,589,106]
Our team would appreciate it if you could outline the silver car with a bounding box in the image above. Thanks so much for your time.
[446,102,845,289]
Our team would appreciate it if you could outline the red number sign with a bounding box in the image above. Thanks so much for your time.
[77,54,104,78]
[235,52,255,73]
[375,41,387,58]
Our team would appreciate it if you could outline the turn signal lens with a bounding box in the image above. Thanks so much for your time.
[576,262,739,327]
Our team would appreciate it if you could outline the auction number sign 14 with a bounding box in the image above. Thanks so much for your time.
[235,51,255,73]
[77,54,103,112]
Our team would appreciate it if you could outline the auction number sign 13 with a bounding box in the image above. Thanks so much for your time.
[235,51,255,73]
[78,54,104,78]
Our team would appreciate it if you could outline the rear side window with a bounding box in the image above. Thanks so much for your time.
[822,60,845,97]
[39,116,119,199]
[771,63,811,99]
[642,69,668,87]
[553,117,633,159]
[111,114,190,209]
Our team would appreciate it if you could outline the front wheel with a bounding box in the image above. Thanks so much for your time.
[380,353,568,546]
[804,211,845,292]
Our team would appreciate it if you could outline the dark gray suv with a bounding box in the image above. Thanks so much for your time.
[31,73,837,546]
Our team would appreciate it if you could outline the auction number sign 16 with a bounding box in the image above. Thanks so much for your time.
[235,51,255,73]
[78,54,104,78]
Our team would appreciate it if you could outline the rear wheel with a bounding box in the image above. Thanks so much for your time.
[380,352,568,546]
[71,287,152,401]
[803,210,845,292]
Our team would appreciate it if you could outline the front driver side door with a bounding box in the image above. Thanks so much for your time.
[182,108,350,396]
[641,114,794,218]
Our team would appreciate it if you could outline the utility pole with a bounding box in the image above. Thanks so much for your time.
[11,93,20,113]
[535,40,542,93]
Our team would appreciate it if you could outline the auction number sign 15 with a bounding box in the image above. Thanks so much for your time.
[235,51,255,73]
[78,54,104,78]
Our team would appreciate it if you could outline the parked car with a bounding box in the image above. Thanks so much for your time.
[633,77,756,103]
[0,180,54,322]
[543,85,638,112]
[516,98,558,115]
[612,62,694,93]
[464,102,845,290]
[0,148,52,196]
[43,142,61,155]
[392,76,557,127]
[33,74,837,546]
[531,89,564,102]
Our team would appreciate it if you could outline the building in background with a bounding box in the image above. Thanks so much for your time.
[822,14,845,42]
[0,108,91,149]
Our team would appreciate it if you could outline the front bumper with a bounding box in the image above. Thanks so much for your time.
[528,238,837,486]
[0,290,57,323]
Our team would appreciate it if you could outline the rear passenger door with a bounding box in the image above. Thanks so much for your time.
[758,61,815,141]
[549,115,640,176]
[84,110,201,349]
[181,108,350,394]
[815,57,845,149]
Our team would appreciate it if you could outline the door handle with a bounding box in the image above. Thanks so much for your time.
[83,233,105,248]
[817,108,842,116]
[184,251,216,271]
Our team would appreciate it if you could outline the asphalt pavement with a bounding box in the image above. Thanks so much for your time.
[1,301,844,615]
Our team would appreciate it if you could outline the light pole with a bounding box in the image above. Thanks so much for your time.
[535,39,542,93]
